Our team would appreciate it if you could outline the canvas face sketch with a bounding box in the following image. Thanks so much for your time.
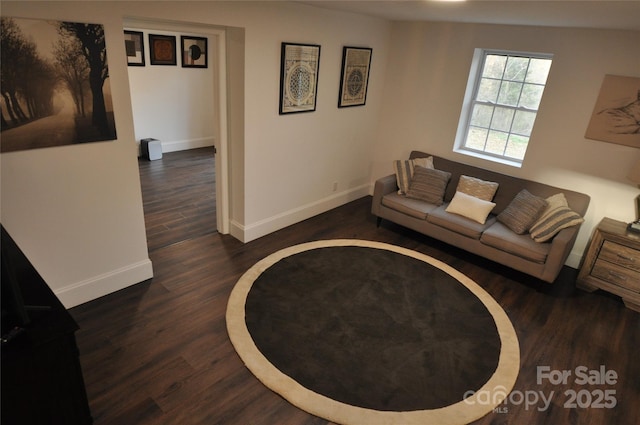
[1,17,117,153]
[585,74,640,148]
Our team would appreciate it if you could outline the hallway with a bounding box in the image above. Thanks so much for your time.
[138,147,217,252]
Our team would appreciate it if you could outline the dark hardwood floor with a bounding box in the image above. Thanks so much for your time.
[137,147,217,252]
[70,148,640,425]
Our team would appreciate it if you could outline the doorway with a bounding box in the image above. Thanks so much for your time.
[123,17,229,243]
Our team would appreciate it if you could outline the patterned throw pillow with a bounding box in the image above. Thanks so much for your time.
[412,156,434,170]
[497,189,548,235]
[393,157,435,195]
[406,166,451,205]
[530,194,584,242]
[456,175,499,201]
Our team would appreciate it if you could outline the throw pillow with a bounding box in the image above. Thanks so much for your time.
[456,175,499,201]
[406,166,451,205]
[393,160,413,195]
[530,205,584,243]
[531,193,568,229]
[446,191,496,224]
[393,157,435,195]
[497,189,548,235]
[412,156,434,170]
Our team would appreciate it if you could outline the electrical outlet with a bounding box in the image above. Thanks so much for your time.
[332,182,338,192]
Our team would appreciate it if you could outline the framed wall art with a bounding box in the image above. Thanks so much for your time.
[1,17,117,153]
[585,74,640,148]
[279,42,321,114]
[124,30,145,66]
[338,46,372,108]
[181,36,208,68]
[149,34,176,65]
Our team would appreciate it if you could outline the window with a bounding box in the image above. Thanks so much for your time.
[455,49,553,166]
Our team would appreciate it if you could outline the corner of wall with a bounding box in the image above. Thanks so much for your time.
[55,259,154,308]
[238,185,371,243]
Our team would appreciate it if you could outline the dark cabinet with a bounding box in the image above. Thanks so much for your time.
[2,226,92,425]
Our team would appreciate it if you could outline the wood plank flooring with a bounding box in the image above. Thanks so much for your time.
[137,147,217,252]
[70,148,640,425]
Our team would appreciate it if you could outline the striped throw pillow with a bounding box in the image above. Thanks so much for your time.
[530,205,584,243]
[497,189,548,235]
[406,166,451,205]
[393,157,434,195]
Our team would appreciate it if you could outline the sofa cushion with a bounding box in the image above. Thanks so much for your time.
[481,222,549,263]
[382,192,439,219]
[456,175,499,201]
[393,157,434,195]
[406,166,451,205]
[427,204,497,239]
[497,189,548,235]
[445,191,496,224]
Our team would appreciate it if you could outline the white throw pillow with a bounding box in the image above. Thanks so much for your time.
[445,191,496,224]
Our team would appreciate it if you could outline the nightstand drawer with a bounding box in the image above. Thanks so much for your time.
[599,241,640,273]
[592,259,640,292]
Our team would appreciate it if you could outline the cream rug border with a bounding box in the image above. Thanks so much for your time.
[226,239,520,425]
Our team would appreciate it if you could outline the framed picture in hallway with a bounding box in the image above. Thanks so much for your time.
[181,36,207,68]
[0,16,117,153]
[338,46,372,108]
[149,34,176,65]
[279,42,321,114]
[124,30,145,66]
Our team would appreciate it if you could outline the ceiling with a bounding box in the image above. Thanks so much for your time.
[299,1,640,31]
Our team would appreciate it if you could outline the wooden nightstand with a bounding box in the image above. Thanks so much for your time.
[578,218,640,312]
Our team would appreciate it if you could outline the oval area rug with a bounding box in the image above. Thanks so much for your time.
[226,240,520,425]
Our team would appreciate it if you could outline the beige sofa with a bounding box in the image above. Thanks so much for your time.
[371,151,591,283]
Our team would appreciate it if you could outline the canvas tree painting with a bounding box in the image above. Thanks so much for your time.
[1,17,117,153]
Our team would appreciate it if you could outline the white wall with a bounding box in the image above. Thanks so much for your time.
[126,26,216,153]
[1,2,154,308]
[232,2,391,241]
[371,22,640,267]
[1,1,390,306]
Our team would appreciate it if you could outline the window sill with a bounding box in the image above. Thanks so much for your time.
[454,148,523,169]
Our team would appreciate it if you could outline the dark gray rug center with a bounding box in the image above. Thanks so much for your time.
[245,246,501,412]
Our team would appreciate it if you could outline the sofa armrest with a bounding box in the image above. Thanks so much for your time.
[371,174,398,216]
[540,225,581,282]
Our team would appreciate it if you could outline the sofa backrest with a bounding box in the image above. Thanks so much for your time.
[409,151,591,216]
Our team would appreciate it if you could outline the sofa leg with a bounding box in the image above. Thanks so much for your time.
[376,217,382,227]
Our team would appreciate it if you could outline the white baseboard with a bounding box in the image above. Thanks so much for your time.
[54,259,154,309]
[231,184,371,243]
[161,137,215,153]
[565,251,582,269]
[230,183,584,272]
[137,137,215,157]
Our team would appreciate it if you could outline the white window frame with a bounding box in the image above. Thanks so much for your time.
[454,48,553,168]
